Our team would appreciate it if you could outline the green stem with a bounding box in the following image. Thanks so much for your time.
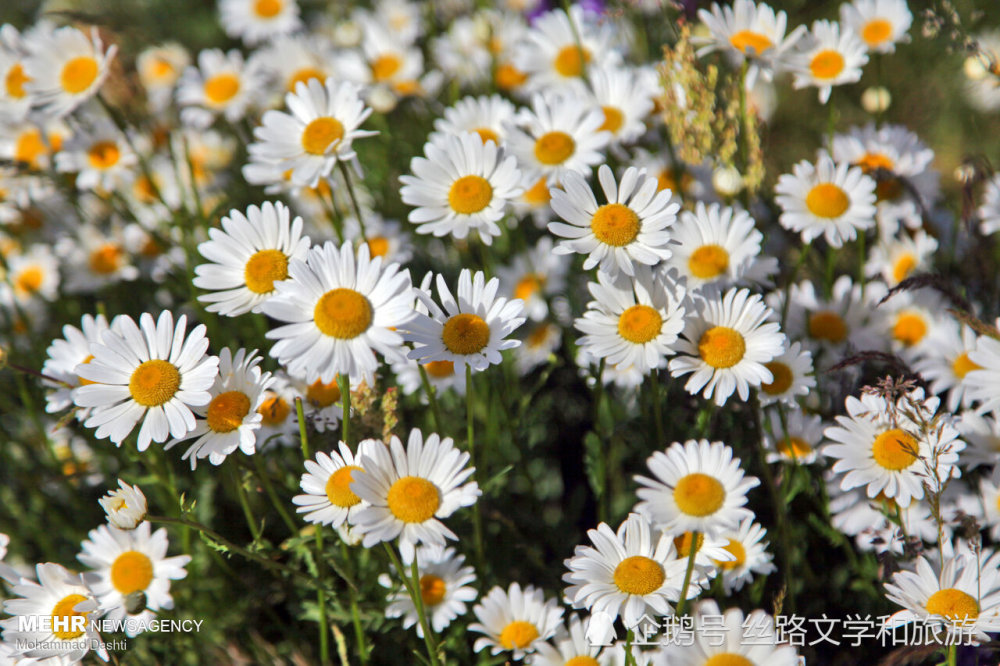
[780,242,813,326]
[466,364,485,572]
[947,643,956,666]
[339,374,352,446]
[383,544,440,666]
[675,531,699,617]
[417,365,442,432]
[342,542,368,665]
[317,525,330,666]
[337,160,368,242]
[230,462,262,543]
[296,397,311,459]
[253,454,299,535]
[648,369,664,445]
[624,630,638,666]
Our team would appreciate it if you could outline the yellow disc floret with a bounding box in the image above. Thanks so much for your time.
[810,49,846,80]
[673,473,726,517]
[761,361,793,395]
[729,30,773,55]
[698,326,746,369]
[386,476,440,523]
[51,594,90,640]
[204,73,240,105]
[590,203,640,247]
[314,288,373,339]
[111,550,154,595]
[206,390,251,433]
[872,428,918,471]
[326,465,363,508]
[805,183,850,219]
[613,555,665,595]
[61,56,99,94]
[499,621,540,650]
[244,249,289,294]
[420,574,447,607]
[926,588,979,621]
[688,244,730,279]
[128,359,181,407]
[533,131,575,166]
[448,175,493,215]
[442,313,491,355]
[617,305,662,344]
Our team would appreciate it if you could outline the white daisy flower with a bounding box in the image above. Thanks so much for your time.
[470,582,564,660]
[840,0,912,54]
[585,64,658,146]
[2,243,60,305]
[54,224,140,293]
[695,0,806,89]
[54,118,136,192]
[255,370,300,445]
[219,0,301,45]
[912,320,981,413]
[246,78,376,188]
[77,522,191,636]
[41,313,115,416]
[0,119,69,171]
[23,26,116,118]
[165,347,273,468]
[713,518,776,594]
[635,439,760,537]
[99,479,148,530]
[73,311,220,451]
[790,20,869,103]
[383,544,478,637]
[665,202,772,292]
[775,153,877,248]
[136,43,189,112]
[293,439,379,527]
[778,275,886,356]
[658,600,799,665]
[977,470,1000,541]
[176,48,266,128]
[979,174,1000,236]
[633,149,717,207]
[823,389,964,508]
[495,236,569,322]
[514,321,563,376]
[505,92,609,185]
[399,132,523,246]
[563,512,690,627]
[757,340,815,407]
[0,25,34,122]
[878,288,941,357]
[262,240,414,384]
[256,34,336,98]
[548,165,679,277]
[528,613,608,666]
[350,428,480,550]
[669,288,786,406]
[515,5,619,92]
[764,408,826,464]
[429,94,517,147]
[864,229,937,287]
[194,201,311,317]
[884,553,1000,643]
[956,410,1000,471]
[967,328,1000,418]
[0,562,104,663]
[430,15,493,87]
[665,530,735,586]
[404,269,525,372]
[293,373,352,433]
[574,267,686,375]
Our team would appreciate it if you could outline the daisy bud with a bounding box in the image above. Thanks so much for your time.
[99,479,148,530]
[861,86,891,113]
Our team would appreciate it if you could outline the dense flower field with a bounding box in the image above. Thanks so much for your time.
[2,0,1000,663]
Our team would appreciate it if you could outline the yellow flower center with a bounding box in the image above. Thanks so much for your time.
[203,73,240,105]
[61,56,99,94]
[253,0,283,18]
[673,531,704,558]
[926,588,979,621]
[688,244,730,279]
[206,390,251,433]
[523,177,551,206]
[716,538,747,571]
[386,476,440,523]
[599,106,624,134]
[423,360,455,378]
[441,313,490,355]
[952,352,982,379]
[314,288,373,339]
[892,253,917,284]
[51,594,90,640]
[128,359,181,407]
[514,273,544,301]
[5,62,29,98]
[500,620,540,650]
[862,18,893,47]
[448,175,493,214]
[287,67,325,92]
[473,127,499,145]
[526,323,554,348]
[326,465,363,508]
[87,140,121,169]
[111,550,154,595]
[133,175,158,203]
[495,63,528,90]
[855,152,894,174]
[243,249,288,294]
[613,555,665,595]
[258,394,290,426]
[565,657,601,666]
[777,437,813,459]
[892,312,928,347]
[553,45,591,77]
[88,243,123,275]
[697,326,746,369]
[301,117,345,155]
[808,310,848,343]
[704,654,754,666]
[365,236,389,258]
[78,354,98,386]
[145,57,175,82]
[15,128,48,166]
[15,265,44,296]
[617,304,662,344]
[810,49,846,80]
[673,472,726,517]
[729,30,773,55]
[371,53,402,82]
[657,167,693,194]
[761,361,793,395]
[590,203,640,247]
[533,131,575,166]
[805,183,850,219]
[307,378,341,408]
[872,428,918,471]
[420,574,447,607]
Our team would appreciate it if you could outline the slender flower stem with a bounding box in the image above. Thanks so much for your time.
[675,531,700,617]
[624,630,638,666]
[5,361,73,387]
[383,543,440,666]
[342,542,368,665]
[337,159,368,242]
[253,454,299,535]
[947,644,957,666]
[780,242,813,326]
[339,374,352,446]
[466,364,485,572]
[648,370,665,445]
[230,462,262,543]
[417,365,442,432]
[295,397,310,459]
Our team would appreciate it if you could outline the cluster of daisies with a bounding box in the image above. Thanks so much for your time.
[3,0,1000,662]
